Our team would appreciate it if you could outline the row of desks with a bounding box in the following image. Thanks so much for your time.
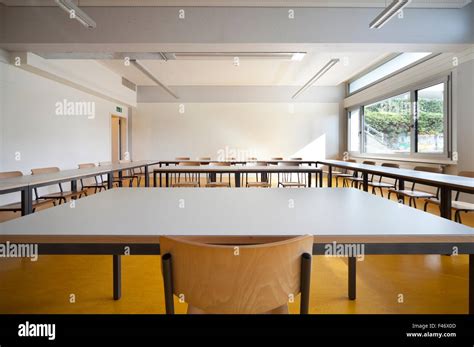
[0,161,160,216]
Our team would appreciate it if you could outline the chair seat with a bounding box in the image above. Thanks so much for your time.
[279,182,306,187]
[333,173,353,178]
[389,189,435,198]
[172,182,200,187]
[426,199,474,211]
[0,199,51,212]
[247,182,271,188]
[206,182,230,187]
[345,177,364,182]
[39,190,87,200]
[83,183,107,189]
[368,182,395,188]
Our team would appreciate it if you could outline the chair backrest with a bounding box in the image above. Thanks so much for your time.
[225,157,236,161]
[381,163,400,169]
[178,161,201,166]
[78,163,96,169]
[458,171,474,178]
[247,157,258,161]
[99,161,112,166]
[414,166,443,174]
[246,161,268,167]
[119,159,131,164]
[0,171,23,179]
[271,157,283,161]
[198,157,211,161]
[209,162,231,167]
[290,158,302,161]
[31,167,60,175]
[160,235,313,314]
[175,157,190,161]
[345,159,356,163]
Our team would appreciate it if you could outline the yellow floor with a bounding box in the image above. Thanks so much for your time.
[0,175,472,314]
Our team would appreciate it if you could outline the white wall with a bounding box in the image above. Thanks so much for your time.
[132,103,340,161]
[0,61,127,204]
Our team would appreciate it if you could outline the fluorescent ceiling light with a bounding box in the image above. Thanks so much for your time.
[369,0,411,29]
[291,53,306,61]
[55,0,97,29]
[292,59,339,99]
[172,52,306,61]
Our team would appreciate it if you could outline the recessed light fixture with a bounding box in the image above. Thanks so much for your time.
[369,0,411,29]
[291,53,306,61]
[55,0,97,29]
[292,59,339,99]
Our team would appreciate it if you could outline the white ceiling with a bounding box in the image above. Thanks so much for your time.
[100,51,388,87]
[0,0,471,7]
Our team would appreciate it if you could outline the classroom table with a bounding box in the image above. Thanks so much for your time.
[158,159,319,166]
[153,165,323,188]
[1,188,473,313]
[318,160,474,220]
[0,160,160,216]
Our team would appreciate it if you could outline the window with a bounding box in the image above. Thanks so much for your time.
[347,77,450,158]
[363,92,411,154]
[416,83,445,153]
[348,108,360,152]
[349,53,432,94]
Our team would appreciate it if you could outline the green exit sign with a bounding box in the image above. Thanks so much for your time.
[116,106,123,113]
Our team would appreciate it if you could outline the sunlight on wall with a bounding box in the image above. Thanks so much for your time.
[290,133,326,160]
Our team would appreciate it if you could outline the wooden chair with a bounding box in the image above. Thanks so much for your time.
[424,171,474,224]
[367,163,400,197]
[206,162,231,187]
[31,167,87,204]
[118,160,140,187]
[246,161,272,188]
[98,161,121,188]
[0,171,51,213]
[198,157,211,161]
[78,163,107,193]
[344,161,376,188]
[388,166,443,207]
[333,159,357,187]
[172,162,201,187]
[277,162,306,188]
[160,235,313,314]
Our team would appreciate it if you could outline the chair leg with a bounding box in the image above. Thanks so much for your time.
[413,199,417,209]
[379,187,384,198]
[423,200,429,211]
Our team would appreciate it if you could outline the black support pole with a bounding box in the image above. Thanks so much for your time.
[319,169,323,188]
[348,257,356,300]
[235,172,241,187]
[362,172,369,192]
[21,187,33,216]
[113,255,121,300]
[470,254,473,315]
[70,180,77,192]
[300,253,312,314]
[107,172,113,189]
[327,166,333,188]
[162,253,175,314]
[153,171,157,187]
[440,187,452,220]
[144,165,150,187]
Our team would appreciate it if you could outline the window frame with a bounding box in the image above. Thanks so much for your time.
[347,74,452,161]
[347,53,439,97]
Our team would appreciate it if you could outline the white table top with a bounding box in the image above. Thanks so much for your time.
[154,165,321,173]
[1,188,472,243]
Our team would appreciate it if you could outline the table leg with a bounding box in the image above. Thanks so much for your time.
[440,187,452,220]
[160,173,163,187]
[319,170,323,188]
[362,172,368,192]
[328,166,333,188]
[144,166,150,187]
[71,180,77,192]
[235,173,241,187]
[308,172,312,187]
[113,255,121,300]
[153,171,157,187]
[107,172,113,189]
[348,257,356,300]
[118,171,123,187]
[21,187,33,216]
[397,179,405,202]
[469,254,473,314]
[165,173,169,187]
